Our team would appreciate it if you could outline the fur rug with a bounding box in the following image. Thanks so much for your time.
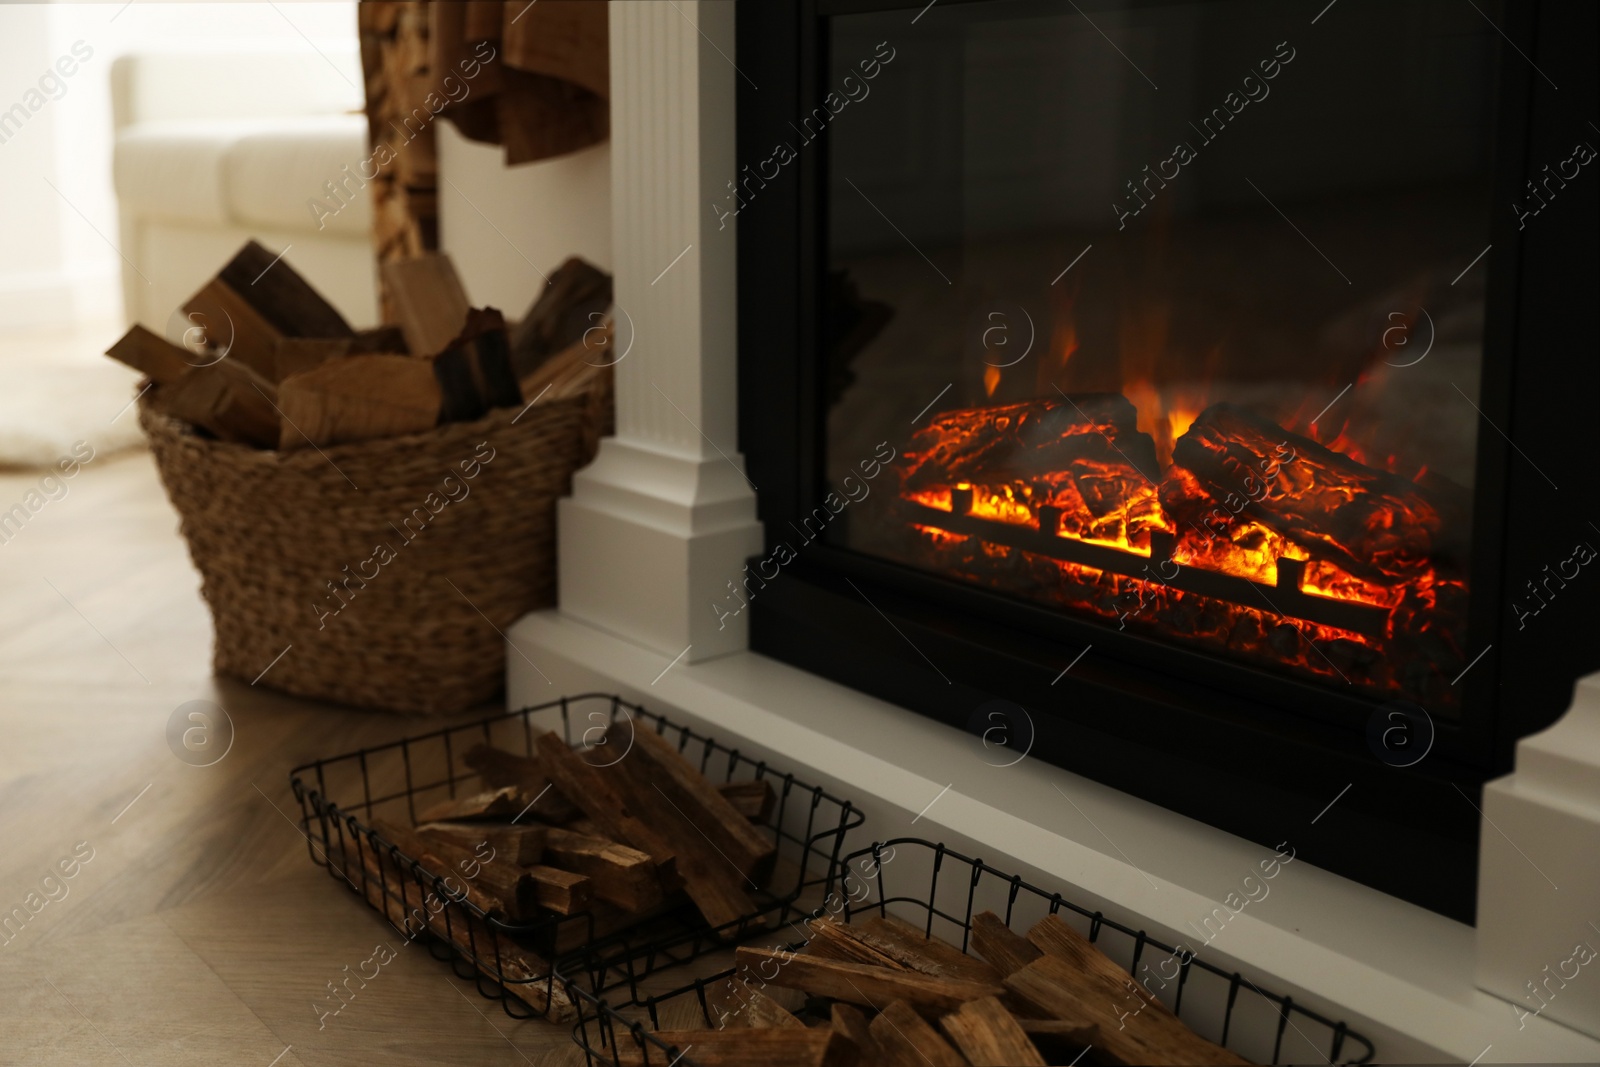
[0,345,148,469]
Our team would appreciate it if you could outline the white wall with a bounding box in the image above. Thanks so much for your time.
[437,121,613,316]
[0,1,358,332]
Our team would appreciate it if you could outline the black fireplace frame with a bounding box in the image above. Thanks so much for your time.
[734,0,1599,921]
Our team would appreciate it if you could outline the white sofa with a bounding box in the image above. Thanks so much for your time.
[112,48,379,331]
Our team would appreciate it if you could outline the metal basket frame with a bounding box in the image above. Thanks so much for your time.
[288,693,864,1019]
[563,838,1377,1065]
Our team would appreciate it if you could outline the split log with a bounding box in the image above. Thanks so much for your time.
[381,252,471,358]
[532,732,678,874]
[418,821,547,866]
[433,306,522,422]
[940,996,1045,1066]
[523,864,591,916]
[731,987,806,1030]
[542,826,662,912]
[855,915,1001,985]
[609,1029,850,1067]
[416,785,524,824]
[803,917,903,970]
[462,743,581,823]
[517,321,612,403]
[509,256,612,378]
[623,723,776,882]
[735,947,1005,1016]
[276,354,441,449]
[829,1003,874,1059]
[355,842,573,1021]
[1169,402,1457,582]
[1018,1017,1099,1059]
[150,362,279,448]
[184,240,354,379]
[868,1000,966,1067]
[719,779,776,823]
[969,910,1043,976]
[368,819,508,919]
[104,325,194,384]
[274,337,352,381]
[1006,916,1250,1066]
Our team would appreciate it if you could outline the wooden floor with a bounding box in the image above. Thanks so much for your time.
[0,447,586,1065]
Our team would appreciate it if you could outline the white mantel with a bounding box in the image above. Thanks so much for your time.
[509,3,1600,1061]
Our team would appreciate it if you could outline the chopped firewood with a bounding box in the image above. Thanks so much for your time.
[970,910,1043,976]
[150,362,279,448]
[432,306,521,422]
[855,915,1002,985]
[418,821,547,866]
[609,1029,851,1067]
[804,917,903,970]
[509,256,612,378]
[542,826,662,912]
[369,825,537,921]
[736,947,1004,1016]
[532,732,678,873]
[1004,948,1249,1066]
[356,842,574,1021]
[829,1003,874,1057]
[381,252,471,359]
[868,1000,966,1067]
[940,996,1045,1066]
[276,354,441,449]
[416,785,524,824]
[598,728,762,934]
[185,240,355,379]
[733,987,806,1030]
[524,864,592,916]
[517,323,612,403]
[462,743,581,823]
[718,778,776,823]
[105,325,195,384]
[622,723,776,881]
[273,337,352,381]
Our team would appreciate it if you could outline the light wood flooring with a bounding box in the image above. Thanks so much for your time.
[0,447,587,1065]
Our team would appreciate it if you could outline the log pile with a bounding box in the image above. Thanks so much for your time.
[618,911,1250,1066]
[105,242,615,450]
[366,737,779,965]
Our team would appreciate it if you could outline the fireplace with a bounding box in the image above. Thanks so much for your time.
[736,0,1598,919]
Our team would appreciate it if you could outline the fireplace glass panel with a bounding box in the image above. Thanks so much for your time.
[822,0,1500,709]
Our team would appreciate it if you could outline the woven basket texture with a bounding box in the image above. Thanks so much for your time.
[140,391,599,713]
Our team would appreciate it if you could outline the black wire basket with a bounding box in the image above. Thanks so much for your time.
[562,838,1377,1065]
[288,693,863,1021]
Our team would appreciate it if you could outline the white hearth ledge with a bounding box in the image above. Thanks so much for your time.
[507,610,1600,1065]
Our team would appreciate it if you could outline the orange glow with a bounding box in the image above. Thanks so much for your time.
[983,364,1002,398]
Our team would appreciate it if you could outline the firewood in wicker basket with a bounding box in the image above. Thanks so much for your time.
[184,240,355,380]
[273,337,353,381]
[104,325,194,384]
[509,256,612,378]
[940,995,1046,1066]
[277,354,441,449]
[149,360,280,448]
[433,306,522,422]
[381,251,471,359]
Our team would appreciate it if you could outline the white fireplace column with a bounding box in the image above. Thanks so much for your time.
[556,0,761,662]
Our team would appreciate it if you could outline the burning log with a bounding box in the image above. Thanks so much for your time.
[1170,403,1461,583]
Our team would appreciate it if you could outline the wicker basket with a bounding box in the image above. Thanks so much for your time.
[140,388,606,713]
